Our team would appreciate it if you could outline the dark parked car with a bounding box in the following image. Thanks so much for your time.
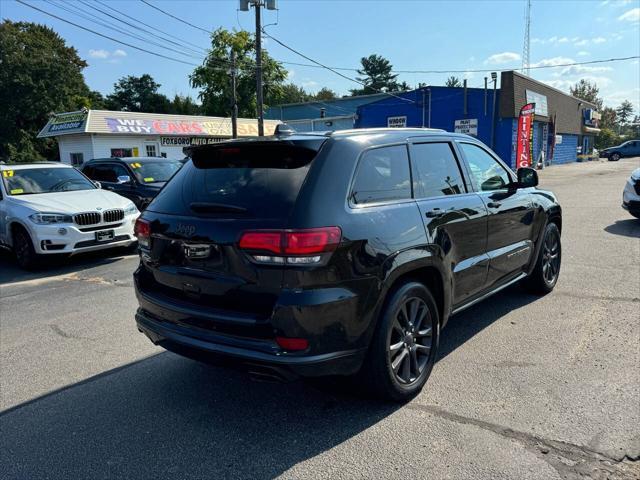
[133,129,562,401]
[81,157,182,210]
[599,139,640,161]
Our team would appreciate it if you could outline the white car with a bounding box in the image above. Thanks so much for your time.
[0,162,139,269]
[622,167,640,219]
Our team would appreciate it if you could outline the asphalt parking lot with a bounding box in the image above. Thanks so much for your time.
[1,158,639,479]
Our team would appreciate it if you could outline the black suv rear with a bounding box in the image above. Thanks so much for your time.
[133,129,562,401]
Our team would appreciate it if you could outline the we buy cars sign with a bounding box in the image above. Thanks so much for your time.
[516,103,535,169]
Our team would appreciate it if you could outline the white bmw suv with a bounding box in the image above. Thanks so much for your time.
[0,162,139,269]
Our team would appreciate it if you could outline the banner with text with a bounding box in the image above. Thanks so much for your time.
[516,103,535,169]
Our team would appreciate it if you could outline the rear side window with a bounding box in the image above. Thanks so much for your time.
[411,142,466,198]
[351,145,411,205]
[149,140,325,218]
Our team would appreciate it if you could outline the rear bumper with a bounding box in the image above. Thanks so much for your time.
[135,308,364,378]
[133,268,370,377]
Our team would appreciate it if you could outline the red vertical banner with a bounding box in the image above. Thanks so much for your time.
[516,103,536,169]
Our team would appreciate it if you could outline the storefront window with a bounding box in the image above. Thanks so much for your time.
[111,148,133,158]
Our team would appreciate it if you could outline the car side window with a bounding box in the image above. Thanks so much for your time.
[92,164,128,183]
[459,143,511,192]
[411,142,466,198]
[351,145,412,205]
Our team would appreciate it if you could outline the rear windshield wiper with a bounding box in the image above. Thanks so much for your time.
[190,202,248,214]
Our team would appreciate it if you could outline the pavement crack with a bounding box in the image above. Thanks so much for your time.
[48,324,97,341]
[406,403,640,479]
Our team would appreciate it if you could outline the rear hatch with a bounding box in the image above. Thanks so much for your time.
[136,138,327,330]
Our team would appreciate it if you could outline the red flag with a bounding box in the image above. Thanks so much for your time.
[516,103,536,169]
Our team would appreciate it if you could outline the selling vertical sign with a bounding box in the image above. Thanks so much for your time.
[516,103,535,169]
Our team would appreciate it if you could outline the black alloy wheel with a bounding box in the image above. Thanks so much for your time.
[13,227,38,270]
[361,281,439,402]
[388,297,434,385]
[523,222,561,294]
[541,229,561,286]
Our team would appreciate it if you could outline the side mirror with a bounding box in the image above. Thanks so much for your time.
[116,175,131,184]
[93,181,102,189]
[517,167,538,188]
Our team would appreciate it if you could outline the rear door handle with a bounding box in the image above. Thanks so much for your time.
[487,202,501,209]
[425,208,444,218]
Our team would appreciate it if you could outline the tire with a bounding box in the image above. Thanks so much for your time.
[12,226,40,270]
[523,222,561,295]
[610,153,621,161]
[360,281,440,402]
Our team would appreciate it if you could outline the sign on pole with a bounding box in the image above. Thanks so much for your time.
[387,116,407,128]
[454,118,478,135]
[516,103,535,169]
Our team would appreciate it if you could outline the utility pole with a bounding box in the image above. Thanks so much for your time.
[240,0,276,136]
[490,72,498,149]
[254,1,264,136]
[230,50,238,139]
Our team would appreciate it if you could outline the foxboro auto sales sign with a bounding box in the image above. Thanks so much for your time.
[454,119,478,135]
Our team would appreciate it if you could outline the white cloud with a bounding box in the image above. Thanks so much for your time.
[485,51,520,65]
[592,36,607,43]
[88,49,127,61]
[574,39,589,46]
[618,7,640,22]
[557,37,569,43]
[301,79,319,89]
[577,51,590,56]
[88,49,110,59]
[530,56,574,68]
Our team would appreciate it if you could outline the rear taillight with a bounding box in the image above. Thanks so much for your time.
[238,227,341,265]
[276,336,309,351]
[134,218,151,248]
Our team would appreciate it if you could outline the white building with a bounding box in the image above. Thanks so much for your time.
[38,109,281,165]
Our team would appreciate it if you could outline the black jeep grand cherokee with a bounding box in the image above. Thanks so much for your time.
[134,128,562,401]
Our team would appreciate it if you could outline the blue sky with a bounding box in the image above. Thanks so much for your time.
[3,0,639,110]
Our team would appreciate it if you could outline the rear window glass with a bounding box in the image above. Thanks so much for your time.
[351,145,412,205]
[148,140,325,218]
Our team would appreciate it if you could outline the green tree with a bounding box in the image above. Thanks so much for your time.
[0,21,93,161]
[170,94,201,115]
[349,54,399,96]
[595,128,621,150]
[190,28,287,117]
[569,79,603,111]
[600,106,617,130]
[445,76,462,87]
[271,83,311,104]
[615,100,634,126]
[106,74,171,113]
[313,87,338,101]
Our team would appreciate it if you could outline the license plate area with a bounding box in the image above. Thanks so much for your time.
[95,229,115,242]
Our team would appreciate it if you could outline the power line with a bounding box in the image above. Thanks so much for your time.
[95,0,208,54]
[16,0,200,67]
[139,0,211,34]
[44,0,204,61]
[78,0,206,57]
[263,30,414,104]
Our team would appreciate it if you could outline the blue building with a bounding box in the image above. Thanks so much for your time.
[355,71,599,168]
[264,93,388,131]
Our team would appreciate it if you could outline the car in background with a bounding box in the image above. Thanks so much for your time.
[133,129,562,401]
[599,140,640,161]
[0,162,139,269]
[622,167,640,219]
[81,157,183,210]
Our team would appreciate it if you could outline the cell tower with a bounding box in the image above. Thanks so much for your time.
[522,0,531,76]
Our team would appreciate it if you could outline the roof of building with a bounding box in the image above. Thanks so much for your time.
[37,109,281,139]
